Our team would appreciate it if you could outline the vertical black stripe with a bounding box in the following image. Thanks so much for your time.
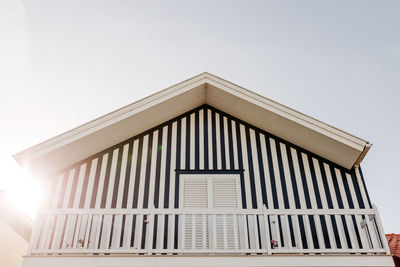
[265,135,279,209]
[358,167,372,208]
[227,117,235,170]
[111,147,124,208]
[330,215,342,248]
[235,121,246,209]
[164,125,173,208]
[330,166,344,209]
[120,215,126,247]
[174,120,182,209]
[122,142,133,209]
[288,216,296,247]
[298,215,308,249]
[286,146,301,209]
[309,215,319,249]
[143,134,154,209]
[352,215,363,248]
[153,130,163,208]
[297,151,311,209]
[185,114,190,170]
[308,156,322,209]
[350,171,365,209]
[341,170,354,209]
[141,215,147,249]
[275,142,289,209]
[319,161,333,209]
[245,126,257,209]
[320,215,331,248]
[195,111,200,169]
[152,215,158,249]
[130,215,137,247]
[211,110,217,169]
[341,215,352,248]
[255,132,268,207]
[132,138,143,209]
[203,108,209,170]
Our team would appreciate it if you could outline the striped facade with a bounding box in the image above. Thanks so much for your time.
[41,104,375,251]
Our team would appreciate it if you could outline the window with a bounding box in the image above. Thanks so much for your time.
[179,174,242,250]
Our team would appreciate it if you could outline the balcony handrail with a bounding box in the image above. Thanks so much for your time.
[28,206,390,256]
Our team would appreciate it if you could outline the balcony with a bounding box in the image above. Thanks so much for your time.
[29,206,389,256]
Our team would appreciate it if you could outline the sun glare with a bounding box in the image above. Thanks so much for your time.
[3,166,43,219]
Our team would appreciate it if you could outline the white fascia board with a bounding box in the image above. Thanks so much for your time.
[22,255,395,267]
[204,75,368,151]
[14,73,209,170]
[14,72,371,176]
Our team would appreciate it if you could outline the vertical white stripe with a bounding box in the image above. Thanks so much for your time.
[223,116,230,169]
[122,140,138,248]
[95,153,109,208]
[181,117,186,169]
[168,122,178,249]
[260,134,274,209]
[301,153,317,209]
[312,158,328,209]
[134,135,149,250]
[105,148,119,208]
[84,158,98,208]
[126,140,139,209]
[335,169,358,249]
[249,129,263,208]
[111,143,130,249]
[102,148,119,249]
[239,124,252,209]
[72,164,87,208]
[270,138,284,208]
[62,169,76,208]
[324,163,339,209]
[199,109,204,169]
[335,168,349,209]
[156,126,168,249]
[207,109,213,169]
[231,120,239,170]
[158,127,168,209]
[115,144,130,208]
[147,131,159,209]
[280,143,295,209]
[48,174,64,250]
[291,148,307,209]
[137,136,149,209]
[239,124,256,249]
[355,167,370,208]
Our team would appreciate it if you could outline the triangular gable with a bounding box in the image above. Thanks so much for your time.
[14,72,371,177]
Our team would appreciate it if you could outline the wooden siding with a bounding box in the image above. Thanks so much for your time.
[39,105,375,252]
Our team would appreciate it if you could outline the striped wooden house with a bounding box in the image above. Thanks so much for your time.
[15,73,394,267]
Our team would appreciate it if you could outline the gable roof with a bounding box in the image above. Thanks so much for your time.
[14,72,371,177]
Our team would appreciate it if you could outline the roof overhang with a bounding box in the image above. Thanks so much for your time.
[14,72,371,177]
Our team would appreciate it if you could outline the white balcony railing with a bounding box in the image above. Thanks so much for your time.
[28,206,390,255]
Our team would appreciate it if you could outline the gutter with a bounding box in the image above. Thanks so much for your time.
[354,142,372,168]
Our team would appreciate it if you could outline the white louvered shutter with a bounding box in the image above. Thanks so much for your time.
[212,176,240,249]
[181,174,241,250]
[183,177,209,249]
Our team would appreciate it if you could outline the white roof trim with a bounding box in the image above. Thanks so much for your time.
[14,72,371,176]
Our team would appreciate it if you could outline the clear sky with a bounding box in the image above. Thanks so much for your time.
[0,0,399,231]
